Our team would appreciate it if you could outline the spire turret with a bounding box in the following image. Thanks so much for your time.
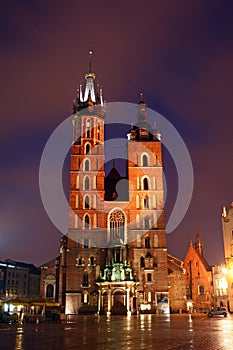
[72,51,105,116]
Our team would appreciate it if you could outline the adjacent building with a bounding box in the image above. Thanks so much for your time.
[183,233,213,312]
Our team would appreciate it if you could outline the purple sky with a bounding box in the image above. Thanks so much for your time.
[1,0,233,266]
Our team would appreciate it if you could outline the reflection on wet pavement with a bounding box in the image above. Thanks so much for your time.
[0,314,232,350]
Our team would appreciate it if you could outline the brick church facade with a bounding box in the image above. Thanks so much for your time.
[42,56,169,315]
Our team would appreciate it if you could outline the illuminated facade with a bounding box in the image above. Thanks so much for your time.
[58,56,169,315]
[222,203,233,311]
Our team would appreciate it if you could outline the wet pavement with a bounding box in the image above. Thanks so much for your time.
[0,314,233,350]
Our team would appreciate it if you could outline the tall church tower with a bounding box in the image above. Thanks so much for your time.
[127,98,168,312]
[59,55,169,315]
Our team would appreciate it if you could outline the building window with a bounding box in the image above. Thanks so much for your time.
[145,236,150,248]
[84,176,90,190]
[46,284,54,298]
[142,154,149,167]
[84,237,89,248]
[84,214,90,229]
[137,177,140,190]
[77,257,82,266]
[153,256,158,267]
[153,177,157,190]
[84,195,90,209]
[76,175,79,189]
[148,291,152,302]
[93,176,97,190]
[86,119,90,138]
[109,210,125,241]
[147,273,152,282]
[144,196,149,209]
[140,257,145,268]
[144,216,150,230]
[84,159,90,171]
[93,213,98,227]
[83,272,89,287]
[142,177,149,190]
[198,285,205,295]
[85,143,90,154]
[90,256,95,266]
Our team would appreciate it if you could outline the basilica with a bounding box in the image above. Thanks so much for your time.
[41,56,173,315]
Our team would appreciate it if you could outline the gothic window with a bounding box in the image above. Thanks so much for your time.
[90,256,95,266]
[144,216,150,230]
[109,210,125,241]
[77,257,82,265]
[84,159,90,171]
[85,143,90,154]
[84,195,90,209]
[144,196,149,209]
[137,177,140,189]
[145,236,150,248]
[84,176,90,190]
[140,257,145,268]
[84,237,89,248]
[136,195,140,209]
[142,177,149,190]
[84,214,90,229]
[82,272,89,287]
[198,285,205,295]
[142,154,149,167]
[93,176,97,189]
[153,177,157,190]
[93,213,98,227]
[154,234,158,248]
[46,284,54,298]
[86,119,90,138]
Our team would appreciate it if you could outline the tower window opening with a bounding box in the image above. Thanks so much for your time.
[84,159,90,171]
[90,256,95,266]
[140,257,145,268]
[84,195,90,209]
[142,177,149,190]
[84,176,90,190]
[144,216,150,230]
[83,272,89,287]
[147,273,152,282]
[86,119,91,138]
[144,196,149,209]
[85,143,90,154]
[142,154,149,167]
[84,214,90,229]
[145,236,150,248]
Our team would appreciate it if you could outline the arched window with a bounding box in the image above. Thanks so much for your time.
[46,284,54,298]
[140,257,145,268]
[93,213,98,227]
[145,236,150,248]
[136,195,140,209]
[142,154,149,167]
[83,272,89,287]
[144,196,149,209]
[154,234,158,248]
[142,177,149,190]
[84,176,90,190]
[144,216,150,230]
[90,256,95,266]
[85,143,90,154]
[84,214,90,229]
[84,159,90,171]
[109,210,125,241]
[153,256,158,267]
[86,119,90,138]
[84,195,90,209]
[77,257,82,266]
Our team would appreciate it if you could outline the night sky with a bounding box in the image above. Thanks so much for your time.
[1,0,233,267]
